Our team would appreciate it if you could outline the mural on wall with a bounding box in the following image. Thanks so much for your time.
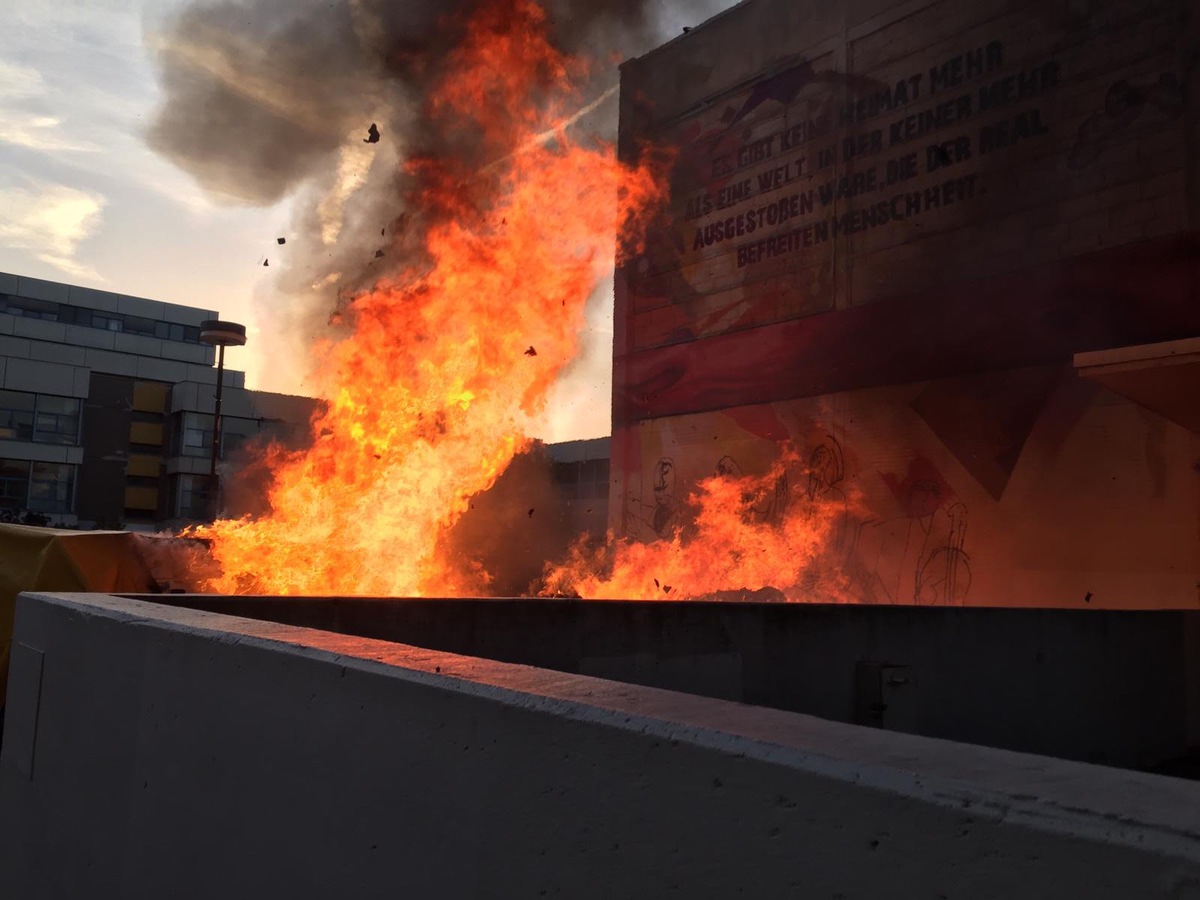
[605,365,1198,608]
[600,0,1200,608]
[850,457,970,605]
[1068,52,1197,170]
[619,0,1199,357]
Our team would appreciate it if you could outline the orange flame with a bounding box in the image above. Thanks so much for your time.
[543,446,857,601]
[194,0,666,595]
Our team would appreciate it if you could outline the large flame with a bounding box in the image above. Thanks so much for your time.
[195,0,852,603]
[195,0,666,595]
[543,447,856,601]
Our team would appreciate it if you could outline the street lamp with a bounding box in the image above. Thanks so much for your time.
[199,319,247,520]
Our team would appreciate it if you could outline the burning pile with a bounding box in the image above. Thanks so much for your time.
[160,0,848,600]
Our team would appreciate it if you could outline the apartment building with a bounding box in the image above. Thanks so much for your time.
[0,271,315,527]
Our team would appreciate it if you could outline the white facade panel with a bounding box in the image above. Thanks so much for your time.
[63,325,117,351]
[113,332,164,358]
[136,356,189,383]
[72,367,91,397]
[165,455,212,476]
[168,381,200,413]
[159,342,208,364]
[226,370,245,389]
[13,317,67,343]
[4,358,84,396]
[185,364,218,385]
[161,302,215,326]
[83,348,138,378]
[0,440,73,463]
[28,341,86,367]
[65,285,121,312]
[0,336,32,359]
[117,294,166,319]
[16,276,69,303]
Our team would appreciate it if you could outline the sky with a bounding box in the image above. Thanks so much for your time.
[0,0,732,442]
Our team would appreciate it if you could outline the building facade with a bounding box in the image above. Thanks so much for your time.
[613,0,1200,607]
[0,271,315,528]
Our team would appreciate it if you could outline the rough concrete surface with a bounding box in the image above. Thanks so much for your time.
[2,592,1199,898]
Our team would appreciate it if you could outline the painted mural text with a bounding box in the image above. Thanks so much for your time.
[735,176,978,266]
[675,37,1065,267]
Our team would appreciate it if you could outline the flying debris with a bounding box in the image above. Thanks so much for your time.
[380,227,385,236]
[277,237,286,245]
[364,123,380,144]
[374,249,385,259]
[262,259,269,267]
[527,508,535,518]
[524,346,537,356]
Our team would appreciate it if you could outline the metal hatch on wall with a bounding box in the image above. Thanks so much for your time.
[1073,338,1200,433]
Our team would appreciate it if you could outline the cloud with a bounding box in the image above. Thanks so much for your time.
[0,114,101,153]
[0,59,45,101]
[0,59,100,153]
[0,178,106,280]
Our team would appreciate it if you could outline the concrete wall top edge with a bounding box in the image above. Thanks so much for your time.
[20,590,1200,864]
[123,593,1199,615]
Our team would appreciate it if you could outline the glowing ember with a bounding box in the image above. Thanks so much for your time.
[194,0,665,595]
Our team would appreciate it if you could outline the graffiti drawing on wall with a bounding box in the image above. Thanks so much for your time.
[848,457,971,605]
[650,456,682,537]
[714,454,790,525]
[1067,52,1196,169]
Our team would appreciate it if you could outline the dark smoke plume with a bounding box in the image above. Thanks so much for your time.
[148,0,663,205]
[145,0,727,394]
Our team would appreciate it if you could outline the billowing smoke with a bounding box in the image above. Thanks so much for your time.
[145,0,725,399]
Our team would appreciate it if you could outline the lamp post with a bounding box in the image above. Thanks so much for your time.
[199,320,247,520]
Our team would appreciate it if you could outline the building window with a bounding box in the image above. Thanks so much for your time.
[2,296,58,320]
[0,294,208,344]
[28,462,76,512]
[123,315,157,337]
[33,395,81,445]
[0,391,81,446]
[0,459,76,513]
[92,313,122,332]
[0,459,29,508]
[179,413,256,459]
[0,390,35,442]
[182,412,214,457]
[177,474,211,519]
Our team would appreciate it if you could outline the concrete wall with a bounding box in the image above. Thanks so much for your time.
[2,592,1199,898]
[161,595,1200,771]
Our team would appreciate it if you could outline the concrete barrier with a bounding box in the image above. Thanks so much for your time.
[2,592,1199,898]
[160,595,1200,770]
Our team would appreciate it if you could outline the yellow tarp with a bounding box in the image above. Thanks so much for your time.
[0,524,155,705]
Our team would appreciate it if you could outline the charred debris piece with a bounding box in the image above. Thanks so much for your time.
[364,123,380,144]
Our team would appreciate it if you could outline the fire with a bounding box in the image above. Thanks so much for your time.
[193,0,666,595]
[193,0,851,603]
[543,447,856,601]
